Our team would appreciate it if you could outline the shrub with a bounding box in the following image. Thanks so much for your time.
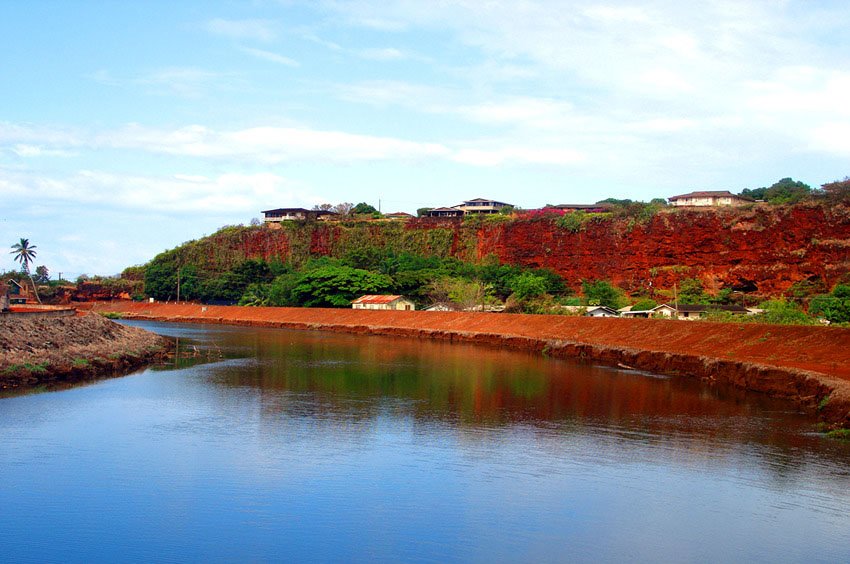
[582,280,626,309]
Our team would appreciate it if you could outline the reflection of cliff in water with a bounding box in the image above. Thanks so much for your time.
[192,325,842,462]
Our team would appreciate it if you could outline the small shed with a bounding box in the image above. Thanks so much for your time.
[584,306,619,317]
[352,295,416,311]
[4,279,28,305]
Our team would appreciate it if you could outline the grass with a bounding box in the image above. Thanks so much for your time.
[100,312,124,319]
[72,358,91,368]
[826,429,850,440]
[818,395,832,411]
[2,362,49,375]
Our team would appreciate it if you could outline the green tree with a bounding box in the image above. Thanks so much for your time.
[741,178,812,204]
[581,280,626,309]
[509,272,550,301]
[416,207,433,217]
[428,277,494,310]
[352,202,378,215]
[291,265,393,307]
[677,278,709,304]
[764,177,811,204]
[33,265,50,284]
[809,284,850,323]
[267,272,301,306]
[10,238,41,303]
[758,300,814,325]
[631,298,657,311]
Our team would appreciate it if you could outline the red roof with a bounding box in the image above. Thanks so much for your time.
[351,295,405,305]
[668,191,752,201]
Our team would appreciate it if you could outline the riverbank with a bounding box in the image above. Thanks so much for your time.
[0,312,171,390]
[90,302,850,429]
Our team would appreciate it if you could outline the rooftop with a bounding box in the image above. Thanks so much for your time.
[668,191,753,201]
[351,295,406,305]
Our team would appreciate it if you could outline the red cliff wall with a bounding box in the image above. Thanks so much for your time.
[479,205,850,294]
[230,204,850,296]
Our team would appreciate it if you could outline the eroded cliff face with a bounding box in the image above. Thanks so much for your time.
[223,204,850,297]
[477,204,850,295]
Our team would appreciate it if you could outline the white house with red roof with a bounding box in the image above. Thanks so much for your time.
[351,295,416,311]
[668,191,753,207]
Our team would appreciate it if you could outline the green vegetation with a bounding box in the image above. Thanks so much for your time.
[581,280,626,309]
[72,358,91,368]
[141,225,573,312]
[2,362,49,375]
[100,312,125,319]
[808,284,850,323]
[740,177,813,204]
[826,429,850,440]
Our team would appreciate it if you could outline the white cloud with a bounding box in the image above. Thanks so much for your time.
[11,144,76,158]
[204,18,278,42]
[238,46,300,67]
[135,67,229,98]
[452,146,585,167]
[357,47,407,61]
[94,124,451,163]
[0,168,309,215]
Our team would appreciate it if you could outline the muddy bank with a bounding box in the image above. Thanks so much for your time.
[91,302,850,429]
[0,311,171,390]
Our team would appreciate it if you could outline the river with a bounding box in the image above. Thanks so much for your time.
[1,321,849,562]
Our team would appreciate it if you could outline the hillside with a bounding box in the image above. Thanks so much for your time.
[141,203,850,301]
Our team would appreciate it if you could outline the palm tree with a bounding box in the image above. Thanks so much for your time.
[10,238,41,304]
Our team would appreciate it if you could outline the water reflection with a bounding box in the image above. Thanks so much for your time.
[0,320,845,562]
[135,322,850,476]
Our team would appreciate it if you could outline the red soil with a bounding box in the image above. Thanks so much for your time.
[93,302,850,428]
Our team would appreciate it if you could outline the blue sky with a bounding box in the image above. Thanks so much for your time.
[1,0,849,276]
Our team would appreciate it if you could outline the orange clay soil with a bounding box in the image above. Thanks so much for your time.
[91,302,850,428]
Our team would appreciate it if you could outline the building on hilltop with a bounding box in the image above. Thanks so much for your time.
[261,208,337,223]
[1,279,29,306]
[385,212,414,220]
[454,198,513,214]
[425,198,513,217]
[351,295,416,311]
[667,191,753,207]
[650,303,751,320]
[425,207,465,218]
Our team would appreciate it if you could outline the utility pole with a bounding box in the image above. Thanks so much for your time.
[673,282,678,313]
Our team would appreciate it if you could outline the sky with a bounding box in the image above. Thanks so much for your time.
[1,0,849,276]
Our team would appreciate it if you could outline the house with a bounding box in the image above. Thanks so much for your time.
[585,306,619,317]
[3,279,28,306]
[425,207,465,218]
[261,208,337,223]
[667,191,753,207]
[560,305,620,317]
[351,295,416,311]
[425,303,455,312]
[454,198,513,214]
[652,303,750,320]
[618,305,655,318]
[385,212,413,220]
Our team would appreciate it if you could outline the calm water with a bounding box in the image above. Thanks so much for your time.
[2,321,849,563]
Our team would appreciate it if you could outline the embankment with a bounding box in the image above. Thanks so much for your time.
[92,302,850,429]
[0,312,171,390]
